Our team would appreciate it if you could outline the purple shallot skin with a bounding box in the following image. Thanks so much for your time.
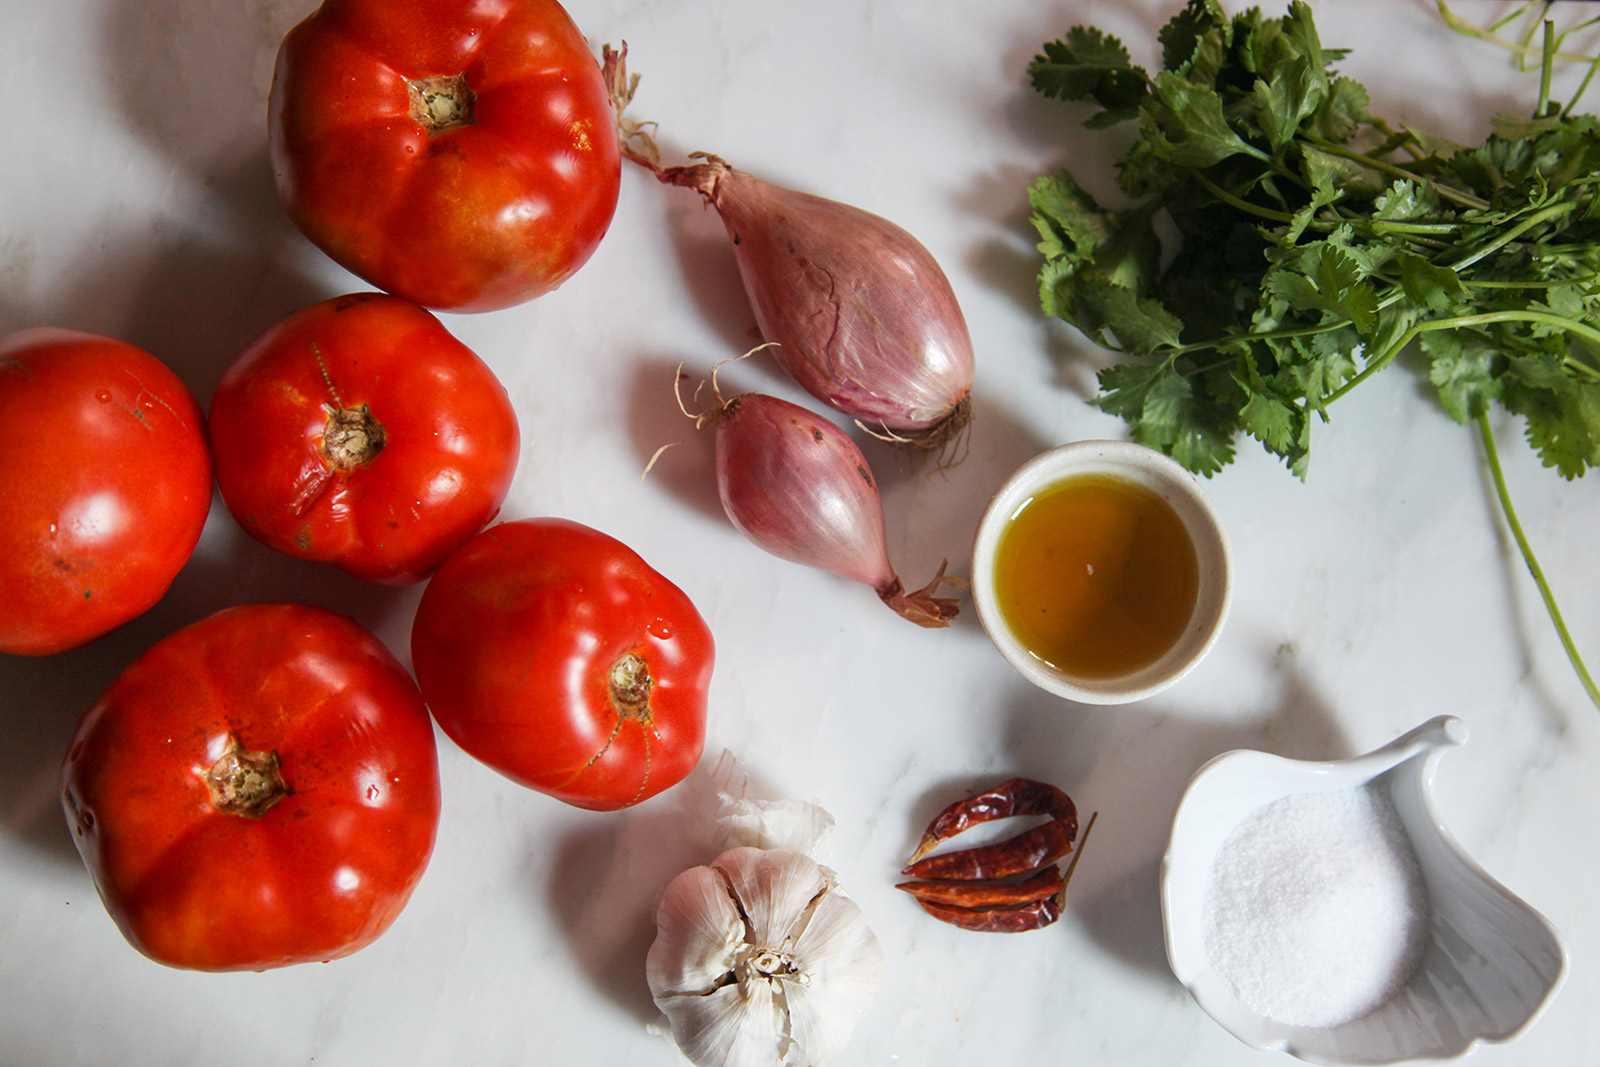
[693,161,974,447]
[602,48,972,452]
[711,392,958,627]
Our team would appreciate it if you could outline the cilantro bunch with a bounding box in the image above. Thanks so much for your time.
[1027,0,1599,709]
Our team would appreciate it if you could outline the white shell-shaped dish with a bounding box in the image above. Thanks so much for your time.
[1162,716,1566,1065]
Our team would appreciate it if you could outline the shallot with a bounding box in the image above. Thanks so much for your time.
[680,373,958,628]
[606,45,974,454]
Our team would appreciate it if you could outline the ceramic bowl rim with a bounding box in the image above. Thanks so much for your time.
[970,439,1232,704]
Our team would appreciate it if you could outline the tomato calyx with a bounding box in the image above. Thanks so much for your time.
[407,73,476,136]
[205,740,292,818]
[608,651,654,724]
[321,403,386,470]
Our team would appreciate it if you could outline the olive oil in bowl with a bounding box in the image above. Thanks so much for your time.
[993,473,1199,679]
[971,441,1231,704]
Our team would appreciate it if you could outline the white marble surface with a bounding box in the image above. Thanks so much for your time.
[2,1,1597,1064]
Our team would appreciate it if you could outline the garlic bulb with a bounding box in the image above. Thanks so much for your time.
[647,846,883,1067]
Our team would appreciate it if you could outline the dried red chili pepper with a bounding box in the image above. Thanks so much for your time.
[896,865,1064,908]
[901,777,1078,880]
[911,894,1063,933]
[898,778,1095,934]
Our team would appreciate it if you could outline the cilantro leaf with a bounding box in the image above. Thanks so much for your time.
[1396,252,1466,312]
[1143,73,1259,168]
[1507,372,1600,478]
[1075,278,1186,355]
[1252,55,1326,152]
[1306,75,1370,142]
[1263,244,1379,337]
[1421,329,1498,422]
[1239,390,1300,454]
[1028,27,1148,117]
[1159,0,1230,77]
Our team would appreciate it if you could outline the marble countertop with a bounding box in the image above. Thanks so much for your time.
[3,0,1596,1064]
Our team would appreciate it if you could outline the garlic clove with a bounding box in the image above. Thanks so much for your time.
[648,864,745,994]
[671,979,785,1067]
[775,889,884,1063]
[648,847,883,1067]
[717,846,831,948]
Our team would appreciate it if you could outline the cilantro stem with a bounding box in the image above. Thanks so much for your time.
[1436,0,1600,66]
[1328,307,1600,405]
[1466,271,1600,289]
[1165,320,1348,361]
[1303,138,1491,212]
[1444,200,1581,273]
[1538,19,1556,117]
[1476,411,1600,713]
[1190,172,1295,223]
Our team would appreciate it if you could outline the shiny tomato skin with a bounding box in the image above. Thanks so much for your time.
[0,329,211,656]
[269,0,621,313]
[61,603,441,972]
[411,518,713,811]
[209,293,519,586]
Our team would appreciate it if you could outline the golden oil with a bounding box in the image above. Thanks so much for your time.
[992,473,1199,679]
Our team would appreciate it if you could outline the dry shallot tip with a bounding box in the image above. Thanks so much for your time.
[601,42,659,171]
[878,559,963,629]
[855,392,974,464]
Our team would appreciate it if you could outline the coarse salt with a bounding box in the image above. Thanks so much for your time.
[1201,783,1429,1028]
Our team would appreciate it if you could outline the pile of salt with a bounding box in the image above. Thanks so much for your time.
[1201,784,1429,1028]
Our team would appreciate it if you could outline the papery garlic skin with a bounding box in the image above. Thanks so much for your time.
[647,847,883,1067]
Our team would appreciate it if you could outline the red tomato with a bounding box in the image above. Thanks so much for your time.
[0,329,211,656]
[209,293,519,585]
[269,0,621,312]
[61,604,441,971]
[411,518,713,811]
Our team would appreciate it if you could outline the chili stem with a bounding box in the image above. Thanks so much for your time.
[1476,411,1600,714]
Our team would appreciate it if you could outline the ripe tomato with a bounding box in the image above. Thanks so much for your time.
[0,329,211,656]
[209,293,519,585]
[269,0,621,312]
[61,604,441,972]
[411,518,714,811]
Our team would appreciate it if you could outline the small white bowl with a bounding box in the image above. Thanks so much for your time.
[1162,716,1567,1065]
[970,440,1231,704]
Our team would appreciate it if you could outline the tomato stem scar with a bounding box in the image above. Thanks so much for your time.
[322,404,386,470]
[407,72,476,135]
[608,652,654,723]
[205,741,291,818]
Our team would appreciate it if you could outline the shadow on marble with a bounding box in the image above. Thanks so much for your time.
[984,644,1349,981]
[99,0,303,182]
[111,151,336,404]
[619,154,767,367]
[542,762,745,1030]
[624,351,729,527]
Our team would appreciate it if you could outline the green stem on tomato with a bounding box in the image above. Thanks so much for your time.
[1476,411,1600,714]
